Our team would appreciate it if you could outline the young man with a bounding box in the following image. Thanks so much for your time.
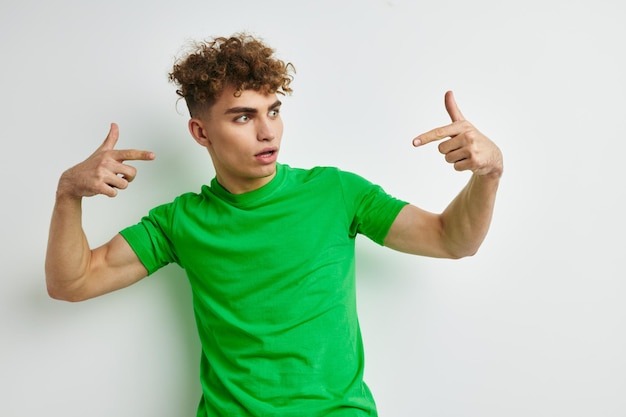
[46,34,503,416]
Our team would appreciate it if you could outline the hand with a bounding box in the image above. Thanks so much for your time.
[413,91,503,178]
[58,123,155,199]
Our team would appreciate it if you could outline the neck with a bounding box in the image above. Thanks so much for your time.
[215,170,277,195]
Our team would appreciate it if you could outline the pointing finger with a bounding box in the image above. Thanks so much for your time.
[92,123,155,161]
[413,123,464,147]
[412,91,468,147]
[113,148,156,162]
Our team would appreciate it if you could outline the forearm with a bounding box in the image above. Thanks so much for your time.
[45,192,92,299]
[440,172,500,258]
[45,124,155,300]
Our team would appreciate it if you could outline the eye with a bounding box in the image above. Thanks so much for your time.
[235,114,250,123]
[268,108,280,118]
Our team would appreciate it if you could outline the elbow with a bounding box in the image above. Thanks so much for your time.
[449,248,479,259]
[443,252,468,260]
[45,276,88,303]
[441,229,485,259]
[443,242,481,259]
[47,288,88,303]
[46,286,81,302]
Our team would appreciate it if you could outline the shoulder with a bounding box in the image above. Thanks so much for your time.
[144,189,210,221]
[282,164,366,185]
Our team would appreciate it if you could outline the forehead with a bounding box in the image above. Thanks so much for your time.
[212,85,279,113]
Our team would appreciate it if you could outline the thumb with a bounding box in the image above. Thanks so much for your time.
[445,91,465,122]
[97,122,120,152]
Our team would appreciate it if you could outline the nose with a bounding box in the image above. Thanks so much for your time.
[257,117,276,142]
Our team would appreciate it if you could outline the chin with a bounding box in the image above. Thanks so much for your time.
[259,165,277,178]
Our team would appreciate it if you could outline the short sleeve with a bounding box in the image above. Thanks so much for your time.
[339,171,409,245]
[119,202,179,275]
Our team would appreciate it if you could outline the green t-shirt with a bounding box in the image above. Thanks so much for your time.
[120,164,408,416]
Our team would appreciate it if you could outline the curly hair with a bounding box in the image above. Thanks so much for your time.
[169,33,295,117]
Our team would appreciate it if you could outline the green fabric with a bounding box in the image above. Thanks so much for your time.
[120,164,408,416]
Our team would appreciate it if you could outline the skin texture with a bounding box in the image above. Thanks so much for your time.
[385,91,502,259]
[45,89,502,301]
[188,85,284,194]
[45,124,154,301]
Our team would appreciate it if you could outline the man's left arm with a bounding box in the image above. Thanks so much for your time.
[384,91,503,259]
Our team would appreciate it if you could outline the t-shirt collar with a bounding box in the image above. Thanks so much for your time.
[208,163,285,207]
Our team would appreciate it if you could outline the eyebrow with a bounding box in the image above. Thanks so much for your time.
[224,99,282,115]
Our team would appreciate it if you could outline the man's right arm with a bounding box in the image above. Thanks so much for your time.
[45,123,155,302]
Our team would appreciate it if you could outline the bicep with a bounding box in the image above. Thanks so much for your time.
[81,233,148,300]
[384,204,453,258]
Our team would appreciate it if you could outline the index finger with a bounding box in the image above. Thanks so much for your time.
[94,123,155,161]
[413,91,468,147]
[112,148,156,162]
[412,123,465,147]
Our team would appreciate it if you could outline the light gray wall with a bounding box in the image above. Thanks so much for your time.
[2,0,625,415]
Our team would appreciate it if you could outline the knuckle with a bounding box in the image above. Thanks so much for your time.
[93,170,107,184]
[98,184,116,197]
[459,120,473,131]
[465,151,477,164]
[98,158,113,172]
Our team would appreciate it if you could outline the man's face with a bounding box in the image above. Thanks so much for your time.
[194,85,284,194]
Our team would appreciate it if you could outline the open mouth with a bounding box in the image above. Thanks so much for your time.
[256,149,277,158]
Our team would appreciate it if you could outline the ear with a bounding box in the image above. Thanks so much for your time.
[188,118,211,147]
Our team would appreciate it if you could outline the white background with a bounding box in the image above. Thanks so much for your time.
[1,0,625,416]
